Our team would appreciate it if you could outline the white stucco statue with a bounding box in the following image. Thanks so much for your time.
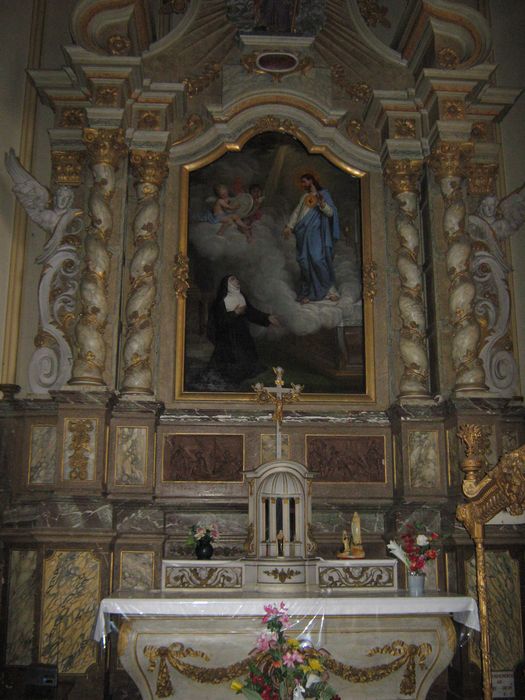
[5,149,83,393]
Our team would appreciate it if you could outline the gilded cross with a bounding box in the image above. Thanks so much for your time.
[252,367,303,459]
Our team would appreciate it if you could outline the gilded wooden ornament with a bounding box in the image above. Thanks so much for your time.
[240,51,313,83]
[331,66,372,102]
[67,418,94,480]
[346,119,375,151]
[83,128,127,169]
[394,118,416,139]
[456,444,525,700]
[263,568,301,583]
[253,115,299,137]
[466,163,498,196]
[173,253,189,299]
[183,63,221,97]
[137,110,161,130]
[442,100,466,120]
[51,151,84,187]
[436,47,460,69]
[362,261,377,301]
[171,114,204,146]
[357,0,390,28]
[130,150,169,189]
[143,639,433,696]
[107,34,131,56]
[59,108,86,128]
[95,86,119,107]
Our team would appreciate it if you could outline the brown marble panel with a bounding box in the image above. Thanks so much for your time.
[305,435,385,482]
[162,433,244,481]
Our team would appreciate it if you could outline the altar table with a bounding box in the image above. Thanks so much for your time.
[95,591,479,700]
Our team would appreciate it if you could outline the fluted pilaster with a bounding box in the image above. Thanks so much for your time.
[428,142,485,393]
[70,128,126,385]
[385,159,431,398]
[120,150,168,394]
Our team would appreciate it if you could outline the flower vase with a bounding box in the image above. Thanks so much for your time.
[195,540,213,560]
[407,572,425,596]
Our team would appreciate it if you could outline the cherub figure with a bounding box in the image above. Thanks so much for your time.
[210,183,253,239]
[5,148,76,238]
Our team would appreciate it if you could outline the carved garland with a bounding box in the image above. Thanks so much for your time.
[144,639,432,698]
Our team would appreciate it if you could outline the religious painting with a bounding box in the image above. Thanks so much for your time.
[114,426,148,486]
[162,434,244,482]
[305,435,385,482]
[178,132,369,399]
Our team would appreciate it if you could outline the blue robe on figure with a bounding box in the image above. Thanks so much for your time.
[287,188,340,302]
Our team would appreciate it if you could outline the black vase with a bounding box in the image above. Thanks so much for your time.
[195,540,214,560]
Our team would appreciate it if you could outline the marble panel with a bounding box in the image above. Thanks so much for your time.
[306,435,386,482]
[407,430,439,489]
[162,433,244,481]
[446,427,459,487]
[466,550,523,671]
[114,426,148,486]
[28,425,57,484]
[481,424,497,469]
[116,506,164,533]
[62,417,98,481]
[501,426,519,454]
[6,549,37,665]
[38,498,113,529]
[120,551,154,591]
[40,550,101,673]
[260,433,290,462]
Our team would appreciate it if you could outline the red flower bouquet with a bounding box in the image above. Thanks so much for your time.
[387,523,440,574]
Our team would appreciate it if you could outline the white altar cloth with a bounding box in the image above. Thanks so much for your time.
[94,590,479,642]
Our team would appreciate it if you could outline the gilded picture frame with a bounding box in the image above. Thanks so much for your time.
[175,128,375,402]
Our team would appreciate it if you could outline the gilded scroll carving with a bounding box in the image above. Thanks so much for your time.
[121,150,168,394]
[143,639,432,697]
[428,142,485,392]
[70,128,126,385]
[164,566,243,589]
[385,159,430,398]
[318,565,394,588]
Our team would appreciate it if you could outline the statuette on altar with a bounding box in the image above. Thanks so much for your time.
[336,513,365,559]
[277,529,285,557]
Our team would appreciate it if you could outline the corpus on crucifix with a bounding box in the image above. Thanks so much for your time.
[252,367,303,459]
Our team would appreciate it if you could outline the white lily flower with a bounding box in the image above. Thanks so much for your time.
[416,534,429,546]
[386,540,410,568]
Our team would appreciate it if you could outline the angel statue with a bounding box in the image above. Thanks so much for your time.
[5,149,83,393]
[468,184,525,396]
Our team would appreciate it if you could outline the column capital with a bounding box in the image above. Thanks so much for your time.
[384,159,424,196]
[51,150,85,187]
[130,149,169,188]
[428,141,473,180]
[83,127,127,168]
[466,163,499,196]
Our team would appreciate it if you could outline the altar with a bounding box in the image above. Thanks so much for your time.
[95,591,479,700]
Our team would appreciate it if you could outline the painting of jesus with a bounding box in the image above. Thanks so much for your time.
[178,131,368,398]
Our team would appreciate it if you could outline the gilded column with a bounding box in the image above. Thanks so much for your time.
[70,128,126,385]
[384,159,430,398]
[428,142,485,393]
[121,150,168,394]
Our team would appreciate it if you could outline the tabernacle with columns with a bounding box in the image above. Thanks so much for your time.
[0,2,524,699]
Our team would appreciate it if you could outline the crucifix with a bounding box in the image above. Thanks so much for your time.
[252,367,303,459]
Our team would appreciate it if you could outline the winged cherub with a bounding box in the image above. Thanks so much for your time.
[5,148,76,237]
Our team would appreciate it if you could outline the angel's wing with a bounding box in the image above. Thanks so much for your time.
[5,148,52,230]
[498,183,525,239]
